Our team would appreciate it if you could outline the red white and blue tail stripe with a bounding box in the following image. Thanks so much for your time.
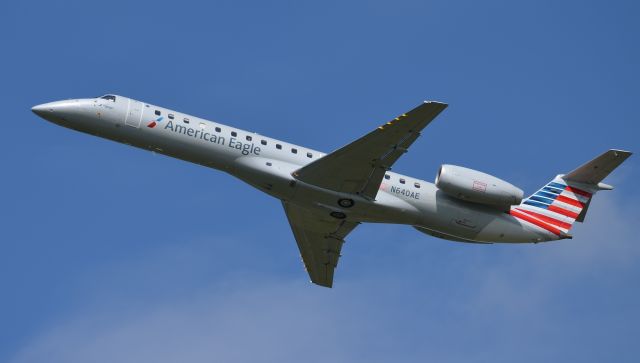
[509,177,593,238]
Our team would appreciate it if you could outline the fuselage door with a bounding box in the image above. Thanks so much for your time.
[124,99,143,128]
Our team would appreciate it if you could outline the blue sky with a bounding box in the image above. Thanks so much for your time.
[1,1,639,362]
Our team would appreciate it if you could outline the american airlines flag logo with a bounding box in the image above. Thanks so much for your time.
[510,180,592,236]
[147,116,164,128]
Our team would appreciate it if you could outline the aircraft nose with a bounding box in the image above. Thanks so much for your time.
[31,103,54,117]
[31,100,87,124]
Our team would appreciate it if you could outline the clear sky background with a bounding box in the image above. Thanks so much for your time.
[1,1,639,362]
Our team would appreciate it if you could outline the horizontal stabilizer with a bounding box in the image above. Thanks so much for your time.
[564,149,632,185]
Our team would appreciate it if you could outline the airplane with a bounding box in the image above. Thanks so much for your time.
[32,95,632,287]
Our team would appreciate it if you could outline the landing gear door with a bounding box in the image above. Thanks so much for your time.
[125,99,143,128]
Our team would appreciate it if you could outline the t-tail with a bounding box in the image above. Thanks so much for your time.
[510,149,632,240]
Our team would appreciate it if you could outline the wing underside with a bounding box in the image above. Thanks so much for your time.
[282,202,359,287]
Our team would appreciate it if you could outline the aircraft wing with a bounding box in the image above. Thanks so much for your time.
[282,201,360,288]
[293,101,447,200]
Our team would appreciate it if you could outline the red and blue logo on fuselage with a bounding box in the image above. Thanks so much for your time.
[147,116,164,128]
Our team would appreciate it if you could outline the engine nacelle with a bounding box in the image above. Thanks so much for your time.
[435,165,523,209]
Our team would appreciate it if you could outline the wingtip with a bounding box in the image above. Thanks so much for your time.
[423,100,448,107]
[610,149,632,156]
[311,280,333,288]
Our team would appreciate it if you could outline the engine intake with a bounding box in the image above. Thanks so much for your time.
[435,165,523,209]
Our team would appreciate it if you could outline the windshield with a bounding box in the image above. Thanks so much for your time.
[99,95,116,102]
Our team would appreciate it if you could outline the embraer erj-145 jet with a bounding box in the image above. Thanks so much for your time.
[32,95,631,287]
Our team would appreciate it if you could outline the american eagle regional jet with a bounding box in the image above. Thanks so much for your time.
[32,95,631,287]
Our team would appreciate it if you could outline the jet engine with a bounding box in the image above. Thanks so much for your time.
[435,165,523,210]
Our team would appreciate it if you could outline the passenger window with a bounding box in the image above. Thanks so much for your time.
[168,114,175,120]
[183,118,189,124]
[215,127,221,132]
[291,148,298,154]
[231,131,237,137]
[400,179,405,184]
[306,152,313,158]
[266,162,272,166]
[276,144,282,150]
[246,135,252,141]
[261,140,267,145]
[154,110,161,116]
[414,182,421,188]
[384,174,390,180]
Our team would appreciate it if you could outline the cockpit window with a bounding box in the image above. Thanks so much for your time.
[100,95,116,102]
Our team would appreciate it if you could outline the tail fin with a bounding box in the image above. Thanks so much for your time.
[510,149,632,239]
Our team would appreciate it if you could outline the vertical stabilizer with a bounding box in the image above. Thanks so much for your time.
[509,149,631,238]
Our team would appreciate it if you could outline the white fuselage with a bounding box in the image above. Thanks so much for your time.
[32,95,557,244]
